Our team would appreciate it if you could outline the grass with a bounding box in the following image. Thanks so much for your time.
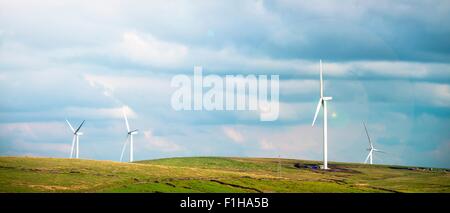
[0,156,448,193]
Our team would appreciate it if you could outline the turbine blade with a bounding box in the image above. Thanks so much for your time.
[320,59,323,98]
[364,152,371,164]
[70,135,76,158]
[365,150,373,164]
[375,149,386,154]
[66,119,75,133]
[312,98,322,126]
[75,120,85,134]
[120,136,129,162]
[363,122,372,148]
[123,110,130,132]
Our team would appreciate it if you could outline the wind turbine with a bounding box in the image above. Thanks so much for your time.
[120,110,138,162]
[363,122,384,164]
[66,119,85,159]
[312,60,333,170]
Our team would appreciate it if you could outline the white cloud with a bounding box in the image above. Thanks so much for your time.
[261,125,321,154]
[63,106,137,119]
[83,73,173,96]
[414,82,450,107]
[0,122,67,139]
[189,47,312,74]
[280,79,317,95]
[277,102,312,121]
[13,140,70,155]
[222,126,245,144]
[0,122,72,157]
[430,141,450,167]
[84,73,120,105]
[118,31,188,67]
[143,130,182,152]
[259,138,275,150]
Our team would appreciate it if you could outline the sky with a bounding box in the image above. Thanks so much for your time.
[0,0,449,168]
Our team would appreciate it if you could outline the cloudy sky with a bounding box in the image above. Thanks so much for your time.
[0,0,449,168]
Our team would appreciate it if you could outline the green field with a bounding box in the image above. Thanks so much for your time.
[0,156,448,192]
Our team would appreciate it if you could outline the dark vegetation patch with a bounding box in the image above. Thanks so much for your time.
[165,182,176,188]
[325,178,347,185]
[294,163,320,170]
[0,165,16,169]
[389,166,448,172]
[210,179,263,193]
[389,166,411,170]
[327,167,362,174]
[294,163,361,174]
[366,186,401,193]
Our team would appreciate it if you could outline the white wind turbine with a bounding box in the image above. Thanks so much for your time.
[120,110,138,162]
[312,60,333,170]
[363,122,385,164]
[66,119,85,159]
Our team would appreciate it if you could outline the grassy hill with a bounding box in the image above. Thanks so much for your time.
[0,156,449,193]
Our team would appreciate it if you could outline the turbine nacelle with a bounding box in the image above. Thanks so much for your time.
[128,129,139,135]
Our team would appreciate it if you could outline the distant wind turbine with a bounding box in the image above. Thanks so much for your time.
[66,119,85,159]
[363,122,385,164]
[120,110,138,162]
[312,60,333,170]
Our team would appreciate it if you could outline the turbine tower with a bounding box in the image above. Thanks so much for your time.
[312,60,333,170]
[66,119,85,159]
[120,110,138,162]
[363,122,384,164]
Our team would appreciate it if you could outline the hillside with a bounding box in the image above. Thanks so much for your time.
[0,156,449,192]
